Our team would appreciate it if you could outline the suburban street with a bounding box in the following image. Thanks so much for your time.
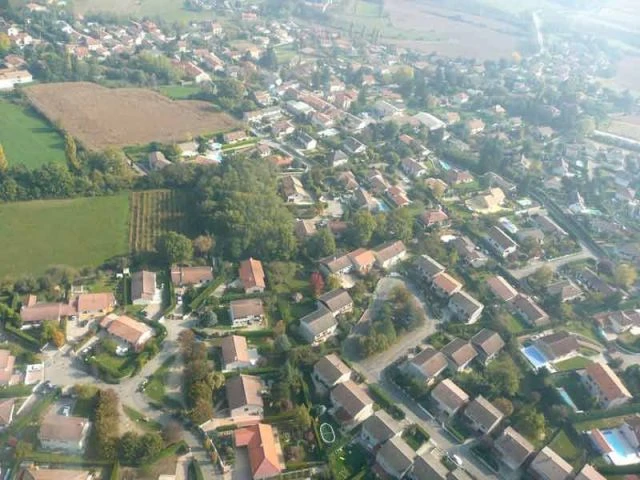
[508,244,595,279]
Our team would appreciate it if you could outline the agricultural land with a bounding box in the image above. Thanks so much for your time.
[0,194,129,278]
[129,190,192,253]
[0,97,66,169]
[24,82,241,150]
[605,115,640,141]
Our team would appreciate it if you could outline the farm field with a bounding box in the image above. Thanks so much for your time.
[157,85,201,100]
[605,115,640,141]
[0,194,129,278]
[129,190,192,253]
[24,83,240,150]
[0,98,66,168]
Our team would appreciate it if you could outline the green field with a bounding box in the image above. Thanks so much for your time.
[0,194,129,278]
[157,85,201,100]
[0,98,66,169]
[554,356,593,372]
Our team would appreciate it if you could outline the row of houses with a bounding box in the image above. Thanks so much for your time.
[319,240,407,277]
[487,275,550,327]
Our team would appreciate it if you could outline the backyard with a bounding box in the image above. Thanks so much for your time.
[548,429,585,467]
[0,194,129,278]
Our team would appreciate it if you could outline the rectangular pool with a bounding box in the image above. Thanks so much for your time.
[556,387,580,412]
[522,345,549,370]
[602,428,640,466]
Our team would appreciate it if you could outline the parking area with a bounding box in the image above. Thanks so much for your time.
[231,448,252,480]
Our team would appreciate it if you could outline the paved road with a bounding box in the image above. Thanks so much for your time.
[508,246,595,280]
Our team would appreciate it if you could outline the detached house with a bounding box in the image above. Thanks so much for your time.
[313,354,351,391]
[487,276,518,302]
[448,291,484,324]
[403,347,448,385]
[39,414,91,453]
[170,265,213,288]
[100,314,153,352]
[487,226,518,258]
[432,272,463,298]
[234,423,285,480]
[299,306,338,345]
[317,289,353,317]
[226,374,264,418]
[360,410,401,451]
[330,380,374,429]
[131,271,160,305]
[348,248,377,274]
[71,292,116,321]
[430,379,469,416]
[374,241,407,269]
[494,427,535,471]
[471,329,505,364]
[220,335,258,372]
[376,437,416,479]
[415,255,445,280]
[239,258,266,294]
[229,298,265,328]
[463,396,504,435]
[528,447,573,480]
[580,362,632,409]
[441,338,478,371]
[512,294,549,327]
[535,331,579,362]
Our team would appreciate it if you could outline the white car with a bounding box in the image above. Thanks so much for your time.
[449,454,463,467]
[62,406,71,416]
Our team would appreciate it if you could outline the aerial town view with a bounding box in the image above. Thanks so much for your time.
[0,0,639,478]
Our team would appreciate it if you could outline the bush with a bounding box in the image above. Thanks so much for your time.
[368,383,405,420]
[0,384,33,398]
[570,402,640,423]
[5,324,40,349]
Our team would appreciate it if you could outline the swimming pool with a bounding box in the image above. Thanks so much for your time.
[521,345,549,370]
[556,387,580,412]
[439,160,452,171]
[602,429,640,466]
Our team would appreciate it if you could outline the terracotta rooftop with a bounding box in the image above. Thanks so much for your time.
[239,258,266,290]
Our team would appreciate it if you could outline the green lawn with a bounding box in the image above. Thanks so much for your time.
[146,355,175,403]
[573,415,628,432]
[548,429,584,466]
[554,356,593,372]
[328,442,368,480]
[563,321,602,345]
[123,405,162,432]
[158,85,201,100]
[498,312,525,334]
[0,194,129,278]
[0,98,66,168]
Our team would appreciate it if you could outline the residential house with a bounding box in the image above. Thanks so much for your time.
[470,329,505,364]
[512,294,550,327]
[295,131,317,151]
[432,272,463,298]
[412,453,449,480]
[0,398,15,430]
[148,151,171,170]
[18,468,92,480]
[220,335,258,372]
[430,379,469,416]
[100,314,153,352]
[0,68,33,90]
[574,465,607,480]
[239,258,266,294]
[528,446,573,480]
[466,118,485,135]
[39,414,91,453]
[131,270,160,305]
[331,150,349,167]
[401,157,427,178]
[281,175,311,204]
[338,171,359,191]
[445,169,474,186]
[343,136,366,155]
[451,236,488,268]
[354,187,379,211]
[376,437,416,479]
[71,292,116,321]
[535,332,579,362]
[229,298,265,328]
[223,130,249,144]
[170,265,213,288]
[419,208,449,229]
[0,349,19,386]
[547,280,583,303]
[487,276,518,302]
[226,374,264,418]
[313,354,351,391]
[299,306,338,345]
[448,291,484,324]
[441,338,478,371]
[319,253,353,277]
[403,347,448,385]
[414,255,445,280]
[20,298,74,326]
[234,423,285,479]
[330,380,374,429]
[595,310,640,334]
[494,427,535,471]
[360,410,400,451]
[580,362,633,409]
[374,241,407,269]
[348,248,377,275]
[386,185,411,208]
[578,268,618,297]
[467,188,506,212]
[487,226,518,258]
[463,396,504,435]
[295,219,317,239]
[317,289,353,317]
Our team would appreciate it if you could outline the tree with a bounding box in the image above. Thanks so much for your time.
[310,271,325,297]
[156,231,193,264]
[385,208,413,244]
[327,274,342,290]
[528,266,553,291]
[0,143,7,172]
[0,33,9,54]
[486,355,521,397]
[65,133,81,172]
[193,235,215,257]
[51,329,66,348]
[614,264,637,289]
[493,397,514,416]
[305,228,336,258]
[199,309,218,327]
[514,406,546,441]
[349,210,376,246]
[479,138,505,173]
[274,334,292,353]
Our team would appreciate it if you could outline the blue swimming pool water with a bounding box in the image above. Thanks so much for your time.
[603,429,636,457]
[439,160,452,171]
[556,387,580,412]
[522,345,549,369]
[376,200,389,212]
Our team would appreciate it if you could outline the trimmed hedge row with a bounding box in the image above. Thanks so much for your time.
[570,402,640,423]
[0,384,33,398]
[5,324,40,349]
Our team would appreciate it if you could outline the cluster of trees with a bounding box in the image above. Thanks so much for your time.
[118,431,164,466]
[41,319,65,347]
[91,388,120,461]
[179,330,225,424]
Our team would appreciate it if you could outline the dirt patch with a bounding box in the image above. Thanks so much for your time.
[25,82,240,150]
[606,116,640,141]
[610,56,640,93]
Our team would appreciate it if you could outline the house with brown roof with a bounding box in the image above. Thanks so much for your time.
[580,362,633,409]
[547,280,583,303]
[348,248,377,274]
[18,468,92,480]
[100,314,153,352]
[448,291,484,324]
[313,354,351,391]
[0,398,15,430]
[430,379,469,417]
[220,335,258,372]
[131,271,160,305]
[234,423,285,479]
[330,380,374,430]
[360,410,401,451]
[374,240,407,269]
[463,396,504,435]
[419,208,450,229]
[512,294,550,327]
[575,465,607,480]
[319,253,354,276]
[441,338,478,371]
[39,414,91,453]
[376,437,416,479]
[471,329,504,364]
[494,427,535,470]
[230,298,265,328]
[20,298,75,326]
[431,272,463,298]
[226,374,264,418]
[451,236,488,268]
[487,276,518,302]
[170,265,213,288]
[528,446,573,480]
[535,331,580,362]
[0,349,20,386]
[446,169,474,186]
[71,292,116,321]
[415,255,445,280]
[294,219,317,239]
[412,453,449,480]
[487,226,518,258]
[403,347,448,385]
[239,258,266,294]
[299,306,338,345]
[317,289,353,317]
